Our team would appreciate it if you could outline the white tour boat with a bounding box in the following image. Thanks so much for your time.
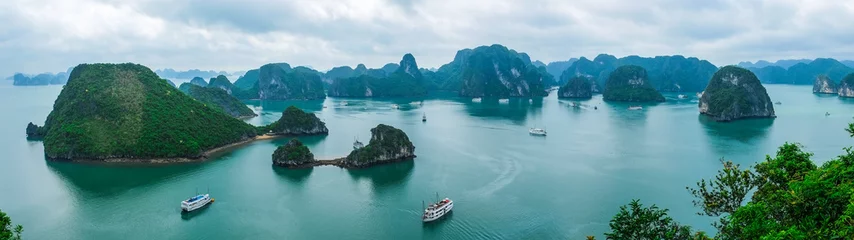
[392,104,400,109]
[472,98,482,103]
[628,106,643,110]
[181,193,213,212]
[499,99,510,103]
[423,197,454,222]
[678,94,688,99]
[529,128,547,136]
[422,113,427,122]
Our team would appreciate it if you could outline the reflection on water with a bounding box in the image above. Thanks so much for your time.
[243,99,325,113]
[698,115,774,142]
[272,166,313,183]
[460,97,544,123]
[180,203,212,221]
[46,161,206,198]
[347,160,415,195]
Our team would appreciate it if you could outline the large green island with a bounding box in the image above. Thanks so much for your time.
[602,65,665,102]
[24,63,330,163]
[699,66,776,121]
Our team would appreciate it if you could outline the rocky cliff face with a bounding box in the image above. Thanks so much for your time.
[190,77,207,86]
[268,106,328,135]
[207,75,234,94]
[558,76,593,98]
[699,66,775,122]
[272,138,315,167]
[839,73,854,98]
[327,54,427,97]
[602,65,665,102]
[342,124,415,168]
[812,75,837,94]
[436,44,548,97]
[256,64,325,100]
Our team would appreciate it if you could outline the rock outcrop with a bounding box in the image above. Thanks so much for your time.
[341,124,415,168]
[602,65,665,102]
[840,73,854,98]
[267,106,328,135]
[25,122,45,139]
[454,45,550,97]
[207,75,234,94]
[272,138,315,167]
[558,76,593,99]
[256,64,325,100]
[812,75,837,94]
[327,54,427,97]
[699,66,775,122]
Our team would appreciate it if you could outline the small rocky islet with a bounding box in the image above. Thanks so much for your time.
[698,66,775,122]
[839,73,854,98]
[602,65,666,102]
[272,124,415,169]
[812,75,837,94]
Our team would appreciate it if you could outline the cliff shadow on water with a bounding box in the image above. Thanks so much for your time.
[46,160,206,198]
[244,99,325,114]
[272,165,314,184]
[460,97,544,124]
[346,160,415,195]
[699,114,774,156]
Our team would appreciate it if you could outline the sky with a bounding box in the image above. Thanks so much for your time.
[2,0,854,77]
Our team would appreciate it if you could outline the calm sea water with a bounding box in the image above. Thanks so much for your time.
[0,83,852,239]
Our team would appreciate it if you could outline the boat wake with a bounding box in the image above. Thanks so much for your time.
[468,154,521,197]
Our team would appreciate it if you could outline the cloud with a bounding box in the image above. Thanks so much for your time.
[2,0,854,78]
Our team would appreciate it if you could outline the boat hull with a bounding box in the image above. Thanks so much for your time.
[181,195,212,212]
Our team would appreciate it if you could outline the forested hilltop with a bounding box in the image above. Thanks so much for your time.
[27,63,259,161]
[429,44,553,97]
[558,54,717,93]
[178,83,256,119]
[744,58,854,84]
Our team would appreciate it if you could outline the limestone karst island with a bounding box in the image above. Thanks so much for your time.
[5,1,854,240]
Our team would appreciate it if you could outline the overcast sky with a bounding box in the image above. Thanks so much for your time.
[2,0,854,77]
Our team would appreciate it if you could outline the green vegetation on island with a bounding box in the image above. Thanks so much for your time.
[264,106,328,135]
[560,54,717,93]
[602,65,665,102]
[327,54,428,97]
[0,209,23,240]
[233,64,325,100]
[438,44,550,97]
[272,138,315,167]
[178,83,256,119]
[343,124,415,168]
[595,122,854,239]
[699,66,775,121]
[558,76,593,99]
[29,63,259,160]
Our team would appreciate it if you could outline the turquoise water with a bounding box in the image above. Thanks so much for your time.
[0,84,852,239]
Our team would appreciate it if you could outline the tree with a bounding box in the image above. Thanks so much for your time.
[0,209,23,240]
[686,158,755,234]
[604,199,706,240]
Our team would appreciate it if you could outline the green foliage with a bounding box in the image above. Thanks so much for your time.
[0,209,23,240]
[266,106,327,135]
[189,77,207,86]
[25,122,45,139]
[603,65,665,102]
[456,44,548,97]
[178,83,255,118]
[207,75,234,92]
[272,138,314,166]
[38,63,258,160]
[345,124,414,166]
[604,199,707,240]
[687,159,754,217]
[233,69,260,90]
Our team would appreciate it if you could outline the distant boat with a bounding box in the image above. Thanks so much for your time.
[529,128,547,136]
[392,104,400,109]
[499,99,510,103]
[594,106,598,110]
[678,94,688,99]
[423,194,454,223]
[181,193,213,212]
[353,138,364,150]
[410,101,421,106]
[341,101,349,106]
[775,101,782,105]
[628,106,643,110]
[472,98,482,103]
[422,113,427,122]
[826,112,831,116]
[696,92,703,98]
[569,101,580,108]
